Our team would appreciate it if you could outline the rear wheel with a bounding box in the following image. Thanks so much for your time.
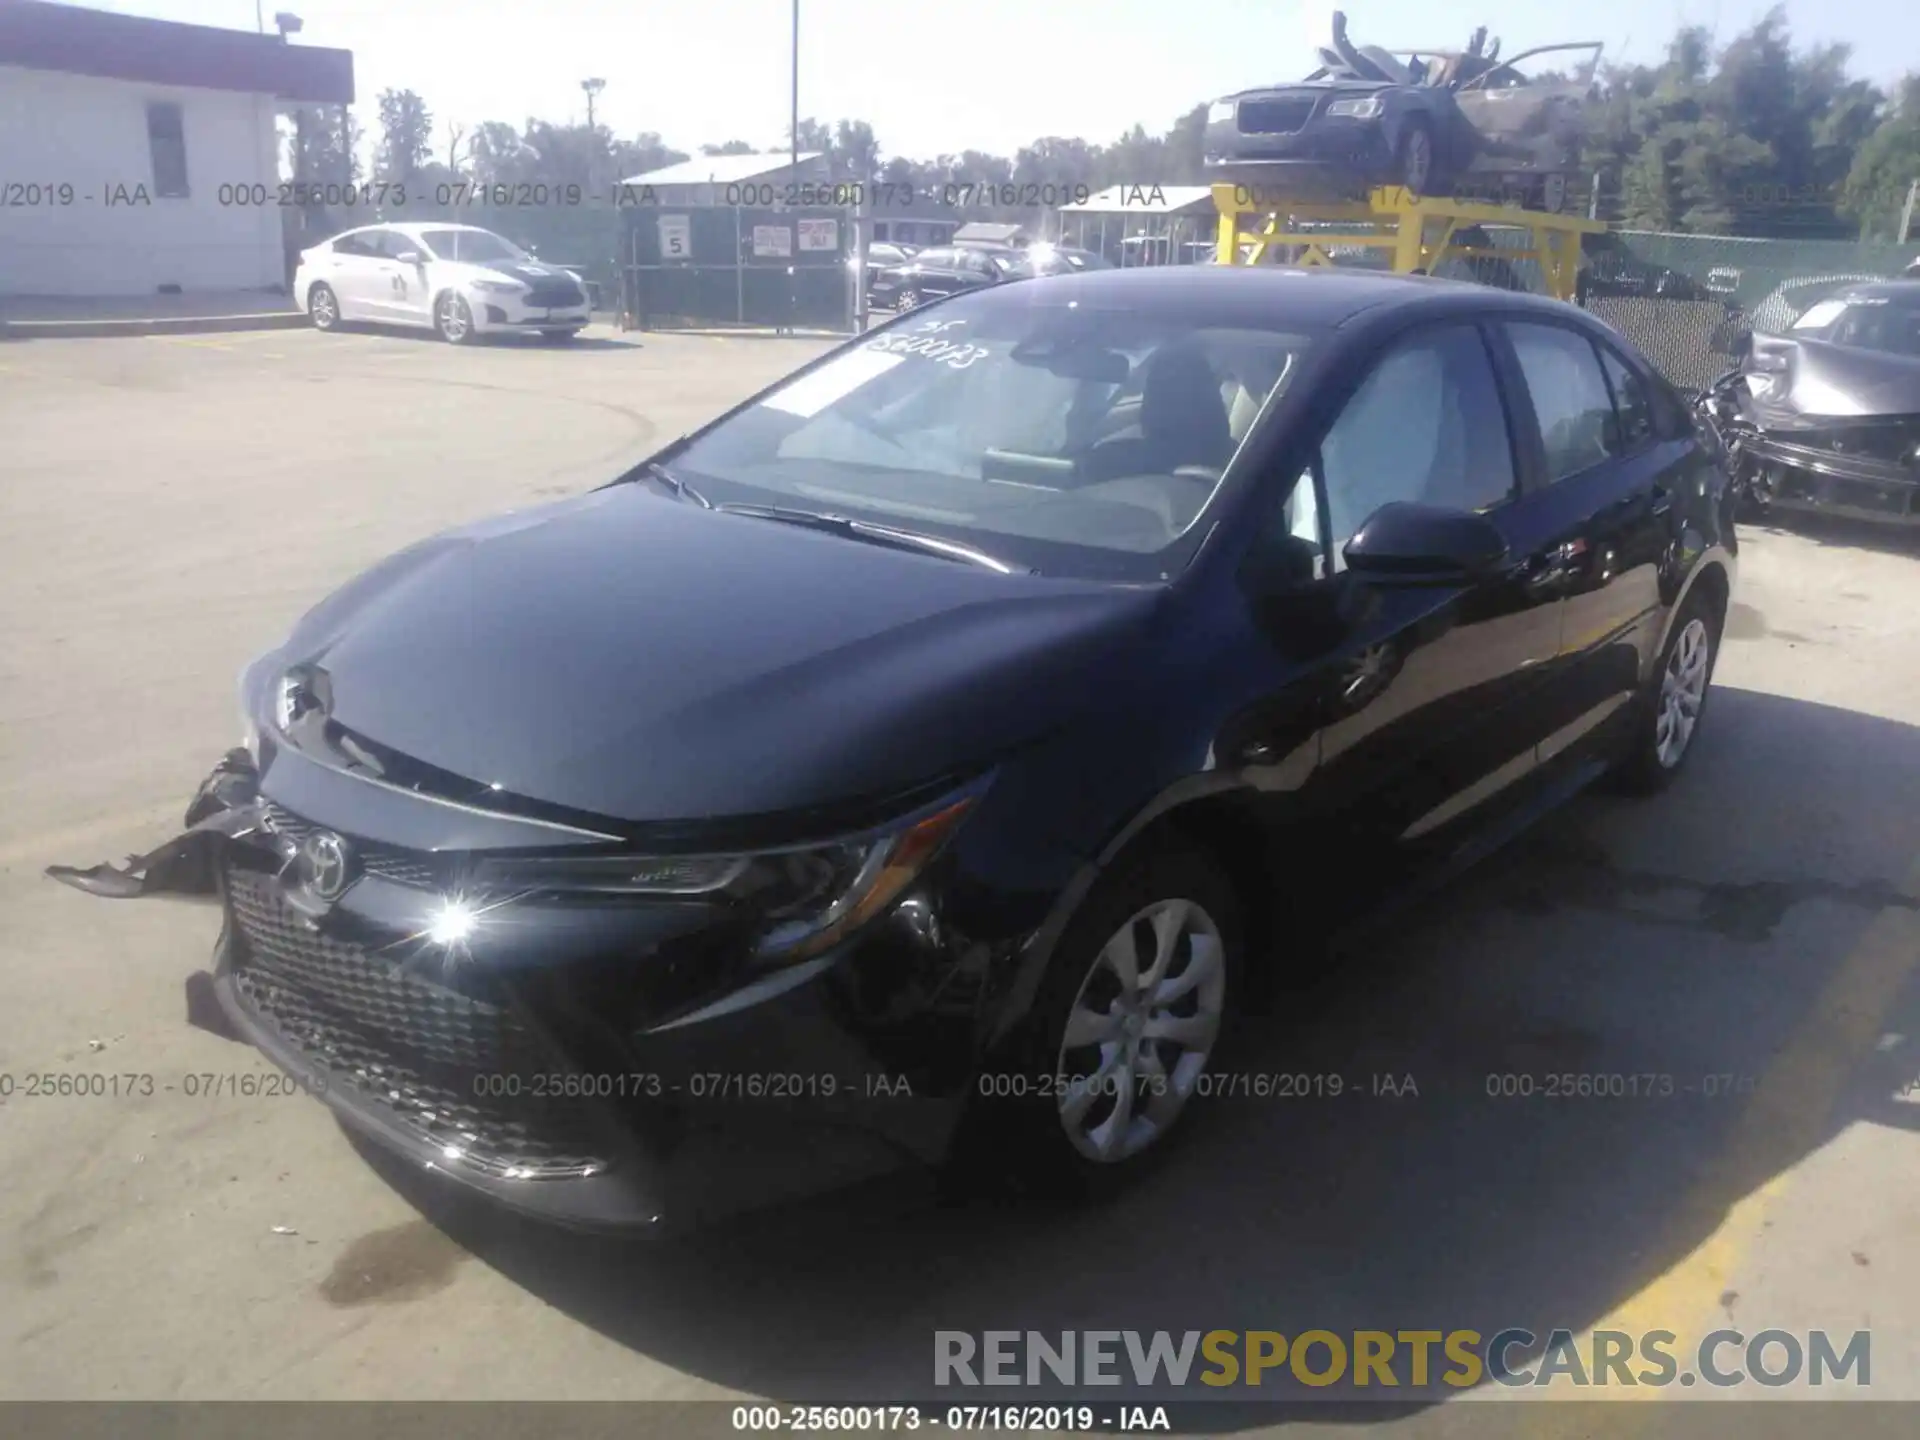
[308,282,341,332]
[1615,586,1724,794]
[897,286,920,312]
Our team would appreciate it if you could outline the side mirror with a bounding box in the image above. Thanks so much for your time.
[1342,502,1508,584]
[393,248,423,266]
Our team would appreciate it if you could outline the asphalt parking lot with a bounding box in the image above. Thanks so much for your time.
[3,322,1920,1433]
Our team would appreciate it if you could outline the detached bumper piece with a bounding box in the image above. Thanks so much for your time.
[46,749,267,898]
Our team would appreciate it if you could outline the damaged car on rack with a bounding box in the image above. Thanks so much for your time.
[1699,280,1920,527]
[1203,12,1602,210]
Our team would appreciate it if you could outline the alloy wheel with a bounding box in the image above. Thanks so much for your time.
[1054,898,1227,1164]
[309,285,338,330]
[437,292,472,343]
[1402,127,1433,195]
[1655,617,1711,768]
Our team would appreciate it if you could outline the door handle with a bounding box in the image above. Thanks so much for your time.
[1522,538,1586,591]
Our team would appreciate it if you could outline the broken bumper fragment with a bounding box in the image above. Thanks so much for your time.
[45,748,276,898]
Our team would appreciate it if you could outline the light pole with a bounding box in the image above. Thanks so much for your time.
[582,77,606,133]
[790,0,800,177]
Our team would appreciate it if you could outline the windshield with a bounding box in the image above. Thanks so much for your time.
[418,228,528,264]
[1796,299,1920,357]
[668,292,1319,581]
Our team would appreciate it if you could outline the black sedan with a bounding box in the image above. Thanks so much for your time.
[52,266,1737,1232]
[868,243,1028,310]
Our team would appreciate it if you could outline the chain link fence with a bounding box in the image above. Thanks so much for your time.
[1367,223,1920,394]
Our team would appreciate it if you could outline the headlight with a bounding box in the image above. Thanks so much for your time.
[471,795,976,963]
[1326,97,1384,119]
[471,279,525,294]
[1207,100,1236,124]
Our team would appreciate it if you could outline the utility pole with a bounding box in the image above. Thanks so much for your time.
[790,0,800,177]
[1898,177,1919,245]
[581,78,605,133]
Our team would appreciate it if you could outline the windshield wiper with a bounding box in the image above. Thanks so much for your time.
[716,504,1021,573]
[640,460,712,508]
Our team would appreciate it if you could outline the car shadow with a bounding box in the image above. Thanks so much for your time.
[349,685,1920,1428]
[330,322,638,352]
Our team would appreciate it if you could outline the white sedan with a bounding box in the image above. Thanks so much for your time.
[292,223,592,344]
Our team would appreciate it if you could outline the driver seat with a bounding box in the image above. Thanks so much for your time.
[1081,345,1234,484]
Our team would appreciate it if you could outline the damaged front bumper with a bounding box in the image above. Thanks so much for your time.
[46,748,275,899]
[44,749,978,1232]
[1733,429,1920,526]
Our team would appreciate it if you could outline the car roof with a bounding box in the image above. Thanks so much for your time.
[330,221,499,240]
[960,263,1579,327]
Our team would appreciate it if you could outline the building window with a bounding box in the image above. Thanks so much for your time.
[147,102,189,197]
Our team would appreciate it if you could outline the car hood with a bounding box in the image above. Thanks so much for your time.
[450,261,577,286]
[1745,333,1920,426]
[1225,80,1388,101]
[265,485,1162,829]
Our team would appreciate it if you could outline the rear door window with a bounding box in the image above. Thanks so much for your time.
[1503,322,1619,482]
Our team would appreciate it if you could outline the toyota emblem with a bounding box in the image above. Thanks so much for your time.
[296,830,354,900]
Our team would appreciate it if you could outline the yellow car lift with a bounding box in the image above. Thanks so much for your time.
[1211,182,1606,302]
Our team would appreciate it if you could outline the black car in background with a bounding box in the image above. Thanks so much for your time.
[53,267,1736,1232]
[868,243,1031,310]
[1206,11,1601,208]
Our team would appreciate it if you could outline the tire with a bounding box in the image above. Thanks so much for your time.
[434,290,477,345]
[1614,586,1724,794]
[308,282,342,332]
[966,844,1245,1202]
[1396,119,1438,198]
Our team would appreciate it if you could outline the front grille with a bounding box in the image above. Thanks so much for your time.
[225,866,613,1179]
[1238,98,1317,134]
[260,801,440,889]
[523,278,585,308]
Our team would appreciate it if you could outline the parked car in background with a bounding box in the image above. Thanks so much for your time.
[1700,280,1920,527]
[293,222,591,344]
[1025,243,1113,275]
[52,266,1735,1231]
[868,244,1032,310]
[1204,10,1601,208]
[1708,273,1890,355]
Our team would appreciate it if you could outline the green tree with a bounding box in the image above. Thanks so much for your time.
[374,89,433,185]
[701,140,755,156]
[1842,75,1920,238]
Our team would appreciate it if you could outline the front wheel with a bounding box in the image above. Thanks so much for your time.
[970,845,1244,1199]
[897,287,920,312]
[1614,587,1724,793]
[434,291,477,345]
[1396,120,1438,198]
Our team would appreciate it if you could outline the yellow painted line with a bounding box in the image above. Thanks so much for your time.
[1519,850,1920,1433]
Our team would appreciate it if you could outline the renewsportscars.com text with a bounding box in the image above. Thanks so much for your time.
[934,1328,1871,1391]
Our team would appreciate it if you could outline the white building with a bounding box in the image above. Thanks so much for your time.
[0,1,354,298]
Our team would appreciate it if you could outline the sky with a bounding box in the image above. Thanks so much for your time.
[61,0,1920,163]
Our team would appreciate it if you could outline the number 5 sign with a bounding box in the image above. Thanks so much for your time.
[657,214,691,260]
